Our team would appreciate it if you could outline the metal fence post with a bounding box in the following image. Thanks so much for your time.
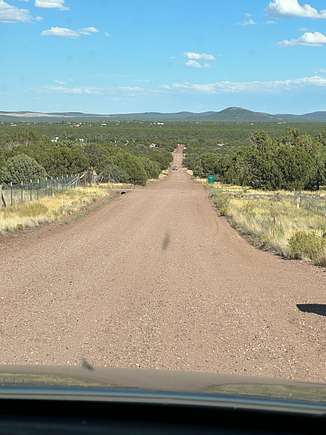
[30,180,33,201]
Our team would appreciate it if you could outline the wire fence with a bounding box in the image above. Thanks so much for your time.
[0,172,91,209]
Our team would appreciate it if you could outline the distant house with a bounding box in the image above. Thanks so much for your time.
[149,143,158,148]
[79,138,85,143]
[51,136,59,143]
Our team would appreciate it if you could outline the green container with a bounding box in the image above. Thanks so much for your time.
[207,175,216,184]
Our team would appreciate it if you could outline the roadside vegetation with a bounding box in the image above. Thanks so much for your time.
[209,185,326,267]
[185,126,326,267]
[0,120,176,234]
[0,184,120,233]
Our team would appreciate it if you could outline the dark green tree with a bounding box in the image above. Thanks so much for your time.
[0,154,47,184]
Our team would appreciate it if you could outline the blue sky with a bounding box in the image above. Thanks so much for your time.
[1,0,326,114]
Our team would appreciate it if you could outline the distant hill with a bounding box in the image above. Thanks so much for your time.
[300,111,326,121]
[1,107,326,123]
[205,107,278,122]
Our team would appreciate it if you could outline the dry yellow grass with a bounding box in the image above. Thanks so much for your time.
[208,182,326,266]
[161,169,169,177]
[0,184,114,234]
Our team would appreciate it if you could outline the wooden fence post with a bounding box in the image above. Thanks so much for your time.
[10,182,13,206]
[0,184,7,208]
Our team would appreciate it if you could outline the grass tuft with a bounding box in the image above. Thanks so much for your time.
[288,231,326,262]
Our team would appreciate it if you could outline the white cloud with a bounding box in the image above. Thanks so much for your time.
[41,26,99,38]
[44,75,326,98]
[268,0,326,19]
[118,86,145,93]
[79,26,98,35]
[184,51,215,61]
[279,31,326,46]
[163,76,326,94]
[185,59,210,69]
[45,85,147,96]
[35,0,68,10]
[47,85,101,95]
[0,0,32,22]
[184,51,215,68]
[41,26,79,37]
[240,13,256,26]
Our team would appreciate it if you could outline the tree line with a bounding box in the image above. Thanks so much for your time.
[0,139,172,186]
[186,129,326,190]
[2,121,326,190]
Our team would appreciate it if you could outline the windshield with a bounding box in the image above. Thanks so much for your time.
[1,0,326,393]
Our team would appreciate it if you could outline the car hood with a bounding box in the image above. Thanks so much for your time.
[0,366,325,414]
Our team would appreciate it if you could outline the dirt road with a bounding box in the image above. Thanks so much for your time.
[0,146,325,382]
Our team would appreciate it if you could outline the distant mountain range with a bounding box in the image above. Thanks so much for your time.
[1,107,326,123]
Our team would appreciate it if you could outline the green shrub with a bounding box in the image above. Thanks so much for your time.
[108,151,148,185]
[100,164,130,183]
[148,149,172,170]
[288,231,326,261]
[0,154,47,184]
[192,153,220,178]
[140,157,161,179]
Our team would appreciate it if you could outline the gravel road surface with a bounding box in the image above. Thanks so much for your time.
[0,146,325,382]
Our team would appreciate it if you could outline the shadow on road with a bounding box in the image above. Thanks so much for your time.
[297,304,326,317]
[162,232,171,251]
